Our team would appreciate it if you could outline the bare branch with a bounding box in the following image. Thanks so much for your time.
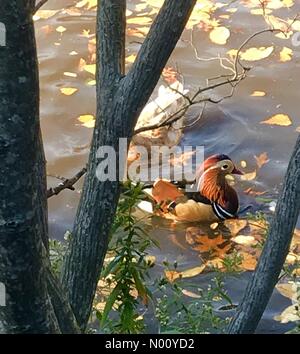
[47,167,87,198]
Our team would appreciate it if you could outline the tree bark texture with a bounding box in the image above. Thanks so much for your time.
[228,135,300,333]
[0,1,58,333]
[61,0,197,330]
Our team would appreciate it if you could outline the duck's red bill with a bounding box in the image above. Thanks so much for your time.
[232,166,243,175]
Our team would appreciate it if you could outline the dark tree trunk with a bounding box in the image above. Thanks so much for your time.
[228,135,300,333]
[0,1,58,333]
[61,0,197,330]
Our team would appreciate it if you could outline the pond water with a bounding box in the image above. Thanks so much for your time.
[35,0,300,333]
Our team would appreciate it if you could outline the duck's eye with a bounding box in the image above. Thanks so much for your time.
[222,164,229,170]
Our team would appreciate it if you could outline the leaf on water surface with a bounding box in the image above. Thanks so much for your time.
[181,289,201,299]
[254,152,270,169]
[239,252,257,271]
[279,47,293,62]
[251,91,266,97]
[76,0,97,10]
[226,8,238,13]
[126,54,137,64]
[56,26,67,34]
[210,222,219,230]
[192,234,232,257]
[127,28,148,38]
[64,72,77,78]
[164,270,181,283]
[33,10,60,21]
[224,219,248,237]
[83,64,96,75]
[232,235,258,247]
[86,79,96,86]
[77,114,95,128]
[180,265,206,278]
[260,113,292,126]
[162,67,178,85]
[165,265,206,283]
[243,187,267,196]
[60,87,78,96]
[250,8,273,15]
[229,46,274,61]
[274,305,300,324]
[209,26,230,45]
[127,17,153,25]
[240,170,257,181]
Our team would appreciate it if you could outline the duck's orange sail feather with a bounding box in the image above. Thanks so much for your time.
[151,180,183,212]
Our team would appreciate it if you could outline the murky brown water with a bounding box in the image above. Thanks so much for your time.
[35,0,300,333]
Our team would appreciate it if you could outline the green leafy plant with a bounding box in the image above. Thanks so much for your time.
[49,231,71,276]
[155,262,232,334]
[96,181,158,334]
[221,251,243,273]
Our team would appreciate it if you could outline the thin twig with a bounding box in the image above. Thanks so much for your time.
[47,167,87,198]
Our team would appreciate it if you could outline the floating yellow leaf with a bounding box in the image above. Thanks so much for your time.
[250,8,272,15]
[125,54,137,64]
[76,0,97,10]
[33,10,59,21]
[232,235,257,246]
[56,26,67,33]
[64,72,77,78]
[276,282,298,300]
[127,17,152,25]
[240,46,274,61]
[60,87,78,96]
[209,26,230,45]
[240,160,247,168]
[180,265,206,278]
[240,170,257,181]
[77,114,95,128]
[279,47,293,62]
[251,91,266,97]
[182,289,201,299]
[86,79,96,86]
[261,114,292,126]
[83,64,96,75]
[274,305,300,323]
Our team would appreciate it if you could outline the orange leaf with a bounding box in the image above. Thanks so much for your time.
[254,152,270,169]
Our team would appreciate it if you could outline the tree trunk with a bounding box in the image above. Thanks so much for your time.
[0,1,58,333]
[228,135,300,333]
[61,0,197,330]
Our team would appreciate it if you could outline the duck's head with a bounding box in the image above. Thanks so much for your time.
[196,154,242,215]
[200,154,243,178]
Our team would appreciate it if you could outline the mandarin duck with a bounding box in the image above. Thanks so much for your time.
[145,154,243,223]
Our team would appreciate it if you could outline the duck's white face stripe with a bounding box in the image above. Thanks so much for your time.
[212,202,235,220]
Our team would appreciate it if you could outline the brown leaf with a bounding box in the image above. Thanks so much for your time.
[239,252,257,271]
[254,152,270,169]
[224,219,248,237]
[162,67,178,84]
[243,188,267,196]
[165,270,181,283]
